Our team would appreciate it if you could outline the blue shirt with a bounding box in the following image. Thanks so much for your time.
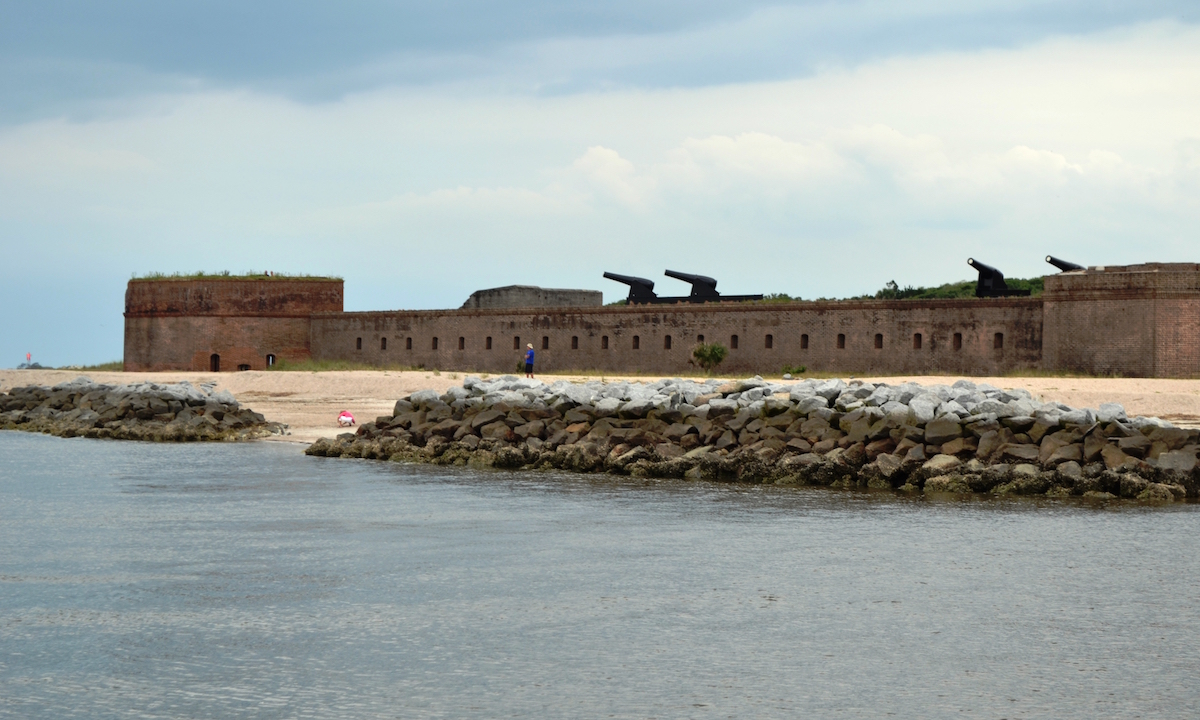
[524,349,534,364]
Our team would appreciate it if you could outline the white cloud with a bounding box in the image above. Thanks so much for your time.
[3,20,1200,364]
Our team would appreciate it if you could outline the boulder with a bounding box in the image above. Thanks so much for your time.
[923,417,963,446]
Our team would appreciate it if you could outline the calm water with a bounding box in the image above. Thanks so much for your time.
[1,432,1197,719]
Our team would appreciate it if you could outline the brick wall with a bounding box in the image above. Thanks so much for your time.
[1043,264,1200,377]
[123,278,343,371]
[309,298,1043,376]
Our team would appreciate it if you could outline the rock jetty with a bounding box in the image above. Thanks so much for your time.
[0,376,285,441]
[306,375,1199,502]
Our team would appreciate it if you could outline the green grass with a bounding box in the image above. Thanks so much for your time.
[58,360,124,371]
[265,358,423,372]
[131,271,341,282]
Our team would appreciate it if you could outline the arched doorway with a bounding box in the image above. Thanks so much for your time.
[266,354,276,367]
[210,353,220,372]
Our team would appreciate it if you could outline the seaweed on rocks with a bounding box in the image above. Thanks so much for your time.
[306,375,1200,502]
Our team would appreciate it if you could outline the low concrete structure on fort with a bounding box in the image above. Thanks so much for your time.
[123,263,1200,377]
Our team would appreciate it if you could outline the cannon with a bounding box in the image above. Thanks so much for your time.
[968,258,1031,298]
[663,269,764,303]
[602,272,659,304]
[605,270,765,304]
[665,269,721,301]
[1046,255,1085,272]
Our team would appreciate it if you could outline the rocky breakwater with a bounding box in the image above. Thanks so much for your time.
[306,376,1199,502]
[0,376,285,441]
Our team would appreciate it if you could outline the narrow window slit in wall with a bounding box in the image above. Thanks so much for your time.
[632,336,640,350]
[356,338,362,351]
[994,333,1004,349]
[486,336,492,350]
[542,336,549,350]
[458,337,465,350]
[731,334,739,349]
[664,335,672,350]
[800,334,808,350]
[601,335,609,349]
[874,334,883,349]
[432,337,439,350]
[571,336,579,349]
[953,333,963,351]
[765,334,774,349]
[913,333,922,350]
[406,337,412,350]
[513,336,520,350]
[837,334,845,349]
[381,337,387,351]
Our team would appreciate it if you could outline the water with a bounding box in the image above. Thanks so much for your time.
[1,431,1197,719]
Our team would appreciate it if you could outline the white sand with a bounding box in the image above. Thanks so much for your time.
[4,369,1199,444]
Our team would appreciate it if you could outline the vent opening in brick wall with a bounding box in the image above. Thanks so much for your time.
[432,337,439,350]
[572,336,579,349]
[953,333,963,351]
[664,335,672,350]
[913,333,922,350]
[266,353,275,367]
[601,335,609,349]
[875,333,883,349]
[381,337,387,351]
[459,336,465,350]
[765,334,773,349]
[697,334,704,343]
[731,334,739,349]
[486,336,493,350]
[356,337,362,350]
[801,334,808,349]
[513,336,520,350]
[633,335,640,350]
[542,336,549,350]
[210,354,220,372]
[837,334,845,349]
[406,337,413,350]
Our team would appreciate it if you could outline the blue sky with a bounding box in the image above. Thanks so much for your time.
[3,1,1200,366]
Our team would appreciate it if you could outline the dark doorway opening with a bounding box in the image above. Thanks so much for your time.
[210,354,220,372]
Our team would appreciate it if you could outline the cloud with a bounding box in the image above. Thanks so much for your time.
[3,19,1200,364]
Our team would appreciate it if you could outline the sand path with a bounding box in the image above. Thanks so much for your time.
[4,369,1200,444]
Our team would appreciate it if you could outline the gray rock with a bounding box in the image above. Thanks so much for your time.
[1097,402,1127,423]
[924,417,963,445]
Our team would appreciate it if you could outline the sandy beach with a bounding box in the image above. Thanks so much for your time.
[4,369,1200,444]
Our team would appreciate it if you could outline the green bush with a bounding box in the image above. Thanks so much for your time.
[692,342,728,373]
[781,364,807,376]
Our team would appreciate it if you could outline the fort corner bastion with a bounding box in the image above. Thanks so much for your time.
[123,276,344,372]
[124,263,1200,377]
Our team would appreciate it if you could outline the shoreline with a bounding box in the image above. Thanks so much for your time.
[3,369,1200,445]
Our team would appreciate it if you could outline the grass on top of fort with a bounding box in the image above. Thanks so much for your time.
[129,271,342,282]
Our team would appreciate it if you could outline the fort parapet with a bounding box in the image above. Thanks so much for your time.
[123,264,1200,377]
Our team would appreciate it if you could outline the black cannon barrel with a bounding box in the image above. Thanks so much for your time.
[968,257,1030,298]
[664,269,720,299]
[1046,255,1084,272]
[603,271,659,304]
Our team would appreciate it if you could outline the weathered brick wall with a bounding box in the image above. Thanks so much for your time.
[122,264,1200,377]
[123,279,343,371]
[1043,264,1200,377]
[309,298,1043,376]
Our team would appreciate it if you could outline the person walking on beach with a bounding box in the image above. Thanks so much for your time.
[524,343,535,379]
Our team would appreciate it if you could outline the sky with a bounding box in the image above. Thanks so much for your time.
[3,1,1200,367]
